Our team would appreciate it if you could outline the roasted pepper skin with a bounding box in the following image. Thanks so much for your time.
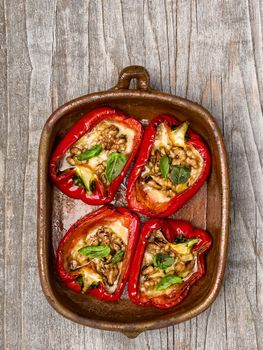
[126,114,211,217]
[50,107,143,205]
[56,206,140,302]
[128,219,212,309]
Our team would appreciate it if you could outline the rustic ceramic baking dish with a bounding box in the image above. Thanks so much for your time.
[38,66,230,338]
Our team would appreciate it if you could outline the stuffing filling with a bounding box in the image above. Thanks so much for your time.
[139,229,198,297]
[59,119,135,192]
[140,122,203,203]
[67,224,127,293]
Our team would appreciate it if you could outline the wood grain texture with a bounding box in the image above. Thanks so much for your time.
[1,0,262,349]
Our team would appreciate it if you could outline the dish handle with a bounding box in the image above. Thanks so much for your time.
[121,330,142,338]
[113,65,152,91]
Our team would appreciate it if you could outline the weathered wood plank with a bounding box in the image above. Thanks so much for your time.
[1,0,263,349]
[0,0,7,349]
[20,1,59,349]
[3,0,32,349]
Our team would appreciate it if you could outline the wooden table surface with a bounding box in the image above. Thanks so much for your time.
[1,1,262,349]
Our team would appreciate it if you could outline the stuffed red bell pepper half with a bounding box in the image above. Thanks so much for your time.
[127,114,211,217]
[128,219,212,309]
[56,206,140,301]
[50,107,143,205]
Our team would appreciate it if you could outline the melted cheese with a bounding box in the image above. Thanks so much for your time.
[109,121,135,154]
[144,185,170,203]
[75,165,95,187]
[169,122,188,147]
[70,238,87,265]
[78,266,103,292]
[87,151,108,169]
[188,147,204,186]
[59,151,74,171]
[154,121,188,149]
[85,220,128,245]
[143,251,154,265]
[105,270,121,294]
[106,220,128,245]
[74,129,99,149]
[175,183,188,193]
[154,123,172,150]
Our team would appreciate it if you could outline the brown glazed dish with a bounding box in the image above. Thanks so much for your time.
[38,66,230,338]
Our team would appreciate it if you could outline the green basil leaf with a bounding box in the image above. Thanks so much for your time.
[89,281,100,289]
[175,234,198,247]
[73,174,95,194]
[185,131,190,141]
[175,234,188,243]
[75,275,83,287]
[89,179,96,193]
[155,274,183,291]
[77,144,102,161]
[78,245,110,259]
[112,250,125,264]
[170,165,191,184]
[74,166,96,194]
[73,174,85,188]
[159,155,170,178]
[105,152,127,183]
[153,253,174,270]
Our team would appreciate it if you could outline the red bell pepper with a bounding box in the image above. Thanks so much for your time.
[50,107,143,205]
[127,114,211,217]
[128,219,212,309]
[56,206,140,302]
